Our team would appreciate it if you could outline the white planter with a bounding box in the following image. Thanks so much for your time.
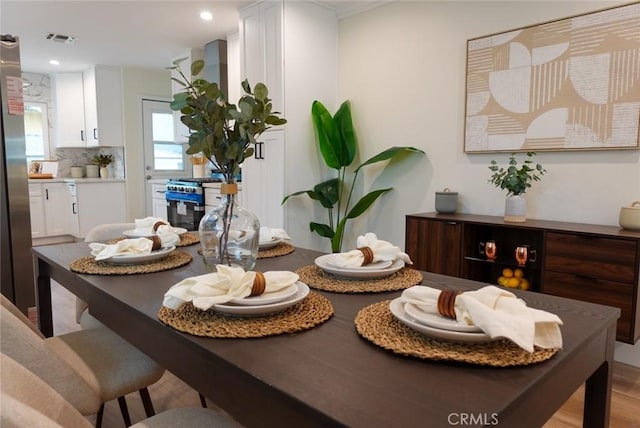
[505,195,526,222]
[99,167,109,179]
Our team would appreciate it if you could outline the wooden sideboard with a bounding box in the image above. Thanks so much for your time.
[405,212,640,344]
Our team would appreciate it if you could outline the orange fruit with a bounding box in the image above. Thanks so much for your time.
[502,268,514,278]
[497,276,507,286]
[506,277,520,288]
[519,279,530,291]
[514,268,524,278]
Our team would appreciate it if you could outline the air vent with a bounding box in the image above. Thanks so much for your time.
[46,33,77,44]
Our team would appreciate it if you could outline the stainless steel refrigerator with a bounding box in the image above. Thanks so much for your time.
[0,34,35,312]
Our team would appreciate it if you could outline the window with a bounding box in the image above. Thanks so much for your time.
[152,111,183,171]
[24,101,49,164]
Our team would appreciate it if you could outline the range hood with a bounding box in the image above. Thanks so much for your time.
[204,40,227,96]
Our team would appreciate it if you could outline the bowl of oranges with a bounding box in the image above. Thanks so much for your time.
[497,267,530,290]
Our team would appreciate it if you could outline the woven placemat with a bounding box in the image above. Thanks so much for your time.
[70,251,193,275]
[295,265,423,293]
[355,300,558,367]
[107,232,199,247]
[258,242,295,259]
[157,292,333,338]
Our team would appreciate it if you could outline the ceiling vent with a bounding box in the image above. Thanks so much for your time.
[46,33,77,44]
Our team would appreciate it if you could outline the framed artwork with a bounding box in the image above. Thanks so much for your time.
[464,2,640,153]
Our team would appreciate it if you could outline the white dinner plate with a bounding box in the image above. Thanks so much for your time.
[389,298,494,343]
[315,254,403,279]
[213,282,310,316]
[105,246,176,265]
[259,238,282,249]
[229,282,299,306]
[403,302,482,333]
[123,227,188,238]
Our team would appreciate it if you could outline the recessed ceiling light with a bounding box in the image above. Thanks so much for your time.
[49,59,60,66]
[200,11,213,21]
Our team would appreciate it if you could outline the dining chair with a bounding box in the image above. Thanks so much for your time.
[0,294,164,427]
[0,353,244,428]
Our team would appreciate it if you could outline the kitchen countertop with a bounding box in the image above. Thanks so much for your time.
[29,178,126,184]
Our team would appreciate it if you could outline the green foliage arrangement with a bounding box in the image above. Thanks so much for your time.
[91,153,113,167]
[488,152,546,196]
[168,59,286,183]
[282,100,424,253]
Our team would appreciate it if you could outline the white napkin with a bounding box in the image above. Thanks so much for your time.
[328,233,412,268]
[163,264,299,310]
[89,237,154,261]
[400,285,563,352]
[155,225,180,247]
[259,227,291,243]
[133,216,164,235]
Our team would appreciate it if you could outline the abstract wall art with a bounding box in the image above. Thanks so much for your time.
[464,2,640,153]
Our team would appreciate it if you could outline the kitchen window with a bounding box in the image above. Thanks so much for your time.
[24,101,50,164]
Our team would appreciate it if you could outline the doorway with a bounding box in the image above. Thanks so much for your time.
[141,99,190,216]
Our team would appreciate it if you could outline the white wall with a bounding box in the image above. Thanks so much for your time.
[333,0,639,365]
[120,67,172,221]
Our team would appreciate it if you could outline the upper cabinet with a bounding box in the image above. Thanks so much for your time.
[239,0,283,113]
[52,66,124,148]
[83,66,124,147]
[171,48,204,144]
[51,72,86,148]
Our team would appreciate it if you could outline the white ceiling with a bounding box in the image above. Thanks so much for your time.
[0,0,381,74]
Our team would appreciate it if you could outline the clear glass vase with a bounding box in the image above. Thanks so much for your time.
[199,183,260,271]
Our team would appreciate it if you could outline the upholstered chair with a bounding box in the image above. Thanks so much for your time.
[0,353,243,428]
[0,295,164,427]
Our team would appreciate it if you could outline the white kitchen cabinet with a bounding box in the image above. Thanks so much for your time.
[67,181,126,239]
[171,49,204,144]
[203,183,244,214]
[152,183,168,220]
[51,73,86,148]
[83,66,124,147]
[241,130,284,228]
[239,1,283,113]
[29,182,70,237]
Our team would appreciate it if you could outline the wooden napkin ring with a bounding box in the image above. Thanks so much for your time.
[250,271,266,296]
[437,289,461,319]
[145,235,163,251]
[153,221,168,232]
[358,246,374,265]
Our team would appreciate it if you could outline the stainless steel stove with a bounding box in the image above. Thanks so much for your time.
[165,178,222,230]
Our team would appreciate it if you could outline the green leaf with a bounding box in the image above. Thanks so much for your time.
[355,146,424,173]
[310,222,334,239]
[334,100,356,167]
[254,83,268,101]
[311,101,341,170]
[241,79,251,94]
[281,189,314,205]
[344,188,392,219]
[205,83,219,100]
[191,60,205,77]
[265,115,287,126]
[314,178,339,208]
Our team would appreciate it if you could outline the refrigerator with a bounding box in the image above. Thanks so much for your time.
[0,34,35,313]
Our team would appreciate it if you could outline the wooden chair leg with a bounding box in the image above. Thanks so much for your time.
[199,393,208,408]
[139,388,155,418]
[117,396,132,427]
[95,403,105,428]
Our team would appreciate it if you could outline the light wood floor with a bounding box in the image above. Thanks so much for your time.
[49,281,639,428]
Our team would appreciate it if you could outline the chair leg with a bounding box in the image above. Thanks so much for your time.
[199,393,208,408]
[117,396,132,427]
[95,403,105,428]
[139,388,155,418]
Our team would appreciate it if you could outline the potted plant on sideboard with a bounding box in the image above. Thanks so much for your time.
[91,153,113,179]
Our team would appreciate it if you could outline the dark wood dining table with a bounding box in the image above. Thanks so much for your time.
[33,242,619,428]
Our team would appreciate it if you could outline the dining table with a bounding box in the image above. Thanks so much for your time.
[32,241,619,428]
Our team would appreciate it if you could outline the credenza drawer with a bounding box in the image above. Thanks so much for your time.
[545,232,637,283]
[542,270,632,341]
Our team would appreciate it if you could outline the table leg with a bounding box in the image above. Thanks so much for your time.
[583,322,616,428]
[33,256,53,337]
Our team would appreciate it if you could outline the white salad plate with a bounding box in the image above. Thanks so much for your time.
[314,254,403,279]
[123,227,187,238]
[213,282,310,316]
[259,237,282,249]
[403,302,482,333]
[105,246,176,265]
[229,282,299,306]
[389,298,493,343]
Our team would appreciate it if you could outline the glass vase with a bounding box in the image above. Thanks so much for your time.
[199,183,260,271]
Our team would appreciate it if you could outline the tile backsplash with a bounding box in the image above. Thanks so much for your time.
[22,71,126,179]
